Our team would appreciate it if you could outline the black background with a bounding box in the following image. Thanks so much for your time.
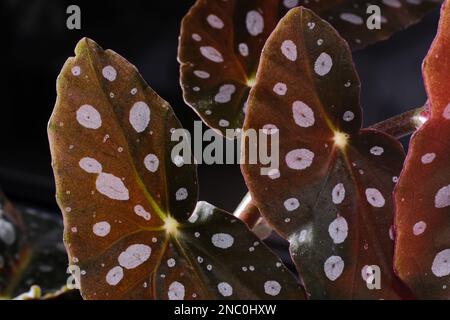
[0,0,440,213]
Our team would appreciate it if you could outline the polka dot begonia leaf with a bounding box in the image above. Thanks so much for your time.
[179,0,441,136]
[395,0,450,299]
[241,7,408,299]
[0,190,68,299]
[48,38,304,300]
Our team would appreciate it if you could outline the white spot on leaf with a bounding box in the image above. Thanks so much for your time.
[118,244,151,270]
[283,0,299,8]
[281,40,297,61]
[102,65,117,82]
[144,154,159,172]
[383,0,402,8]
[211,233,234,249]
[93,221,111,237]
[332,183,345,204]
[284,198,300,211]
[435,185,450,208]
[413,221,426,236]
[106,266,123,286]
[292,101,315,127]
[176,188,188,201]
[264,280,281,296]
[286,149,315,170]
[365,188,385,208]
[96,173,130,201]
[168,281,185,300]
[314,53,333,76]
[273,82,287,96]
[324,256,344,281]
[207,14,224,29]
[134,205,151,221]
[432,249,450,277]
[129,101,151,133]
[328,217,348,244]
[0,220,15,245]
[246,11,264,36]
[79,157,103,174]
[214,84,236,103]
[340,13,364,25]
[343,111,355,122]
[76,105,102,129]
[200,46,224,63]
[218,282,233,297]
[239,43,249,57]
[442,103,450,119]
[71,66,81,76]
[194,70,210,79]
[370,146,384,156]
[421,153,436,164]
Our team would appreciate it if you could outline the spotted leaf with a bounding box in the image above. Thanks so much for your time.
[179,0,441,136]
[48,38,303,300]
[395,0,450,299]
[0,191,68,299]
[241,8,407,299]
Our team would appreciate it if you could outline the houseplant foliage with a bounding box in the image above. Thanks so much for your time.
[178,0,442,135]
[241,7,408,299]
[0,0,444,301]
[394,0,450,299]
[0,190,67,299]
[47,38,303,300]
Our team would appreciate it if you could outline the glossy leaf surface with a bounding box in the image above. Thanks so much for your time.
[0,191,67,298]
[394,0,450,299]
[179,0,441,135]
[241,8,406,299]
[48,38,303,300]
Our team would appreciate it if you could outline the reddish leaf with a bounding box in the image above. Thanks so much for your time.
[48,38,304,300]
[241,7,407,299]
[0,191,68,299]
[394,0,450,299]
[178,0,441,135]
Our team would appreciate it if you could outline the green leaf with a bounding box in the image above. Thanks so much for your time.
[395,0,450,299]
[241,7,407,299]
[48,38,304,300]
[178,0,441,135]
[0,191,68,299]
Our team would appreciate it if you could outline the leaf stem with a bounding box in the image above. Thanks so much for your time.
[233,193,261,230]
[368,104,429,139]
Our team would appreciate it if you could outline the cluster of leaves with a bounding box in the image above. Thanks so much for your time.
[178,0,441,136]
[48,0,450,300]
[2,0,449,300]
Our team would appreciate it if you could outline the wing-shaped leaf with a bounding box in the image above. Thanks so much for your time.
[241,7,407,299]
[0,191,67,298]
[48,38,304,300]
[178,0,441,135]
[394,0,450,299]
